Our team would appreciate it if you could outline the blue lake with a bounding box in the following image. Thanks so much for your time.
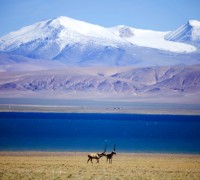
[0,112,200,154]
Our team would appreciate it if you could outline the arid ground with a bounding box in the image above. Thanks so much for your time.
[0,152,200,179]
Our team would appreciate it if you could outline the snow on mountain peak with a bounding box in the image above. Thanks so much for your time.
[0,16,199,63]
[49,16,103,35]
[110,25,196,53]
[47,16,123,42]
[165,19,200,47]
[188,20,200,27]
[0,16,127,59]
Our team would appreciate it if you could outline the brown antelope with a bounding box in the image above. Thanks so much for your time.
[87,146,106,164]
[106,145,116,164]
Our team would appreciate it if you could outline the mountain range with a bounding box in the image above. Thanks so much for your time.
[0,16,200,103]
[0,16,200,67]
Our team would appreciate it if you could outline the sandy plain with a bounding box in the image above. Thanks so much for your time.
[0,152,200,179]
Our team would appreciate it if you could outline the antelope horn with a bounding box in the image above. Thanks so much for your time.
[114,145,116,151]
[104,145,107,153]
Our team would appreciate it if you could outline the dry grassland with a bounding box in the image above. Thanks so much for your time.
[0,152,200,179]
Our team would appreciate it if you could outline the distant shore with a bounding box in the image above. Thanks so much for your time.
[0,104,200,115]
[0,151,200,179]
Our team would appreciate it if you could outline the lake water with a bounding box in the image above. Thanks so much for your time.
[0,112,200,154]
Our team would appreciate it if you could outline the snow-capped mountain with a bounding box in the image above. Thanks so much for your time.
[0,17,200,102]
[165,20,200,47]
[0,16,200,67]
[0,16,125,60]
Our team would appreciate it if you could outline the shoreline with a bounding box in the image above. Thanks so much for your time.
[0,151,200,157]
[0,104,200,115]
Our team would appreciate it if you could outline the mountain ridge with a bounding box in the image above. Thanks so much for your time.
[165,20,200,47]
[0,65,199,101]
[0,16,200,67]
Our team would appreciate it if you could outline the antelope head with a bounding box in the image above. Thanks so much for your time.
[98,145,107,157]
[112,144,116,155]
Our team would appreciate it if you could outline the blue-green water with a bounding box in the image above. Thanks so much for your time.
[0,112,200,154]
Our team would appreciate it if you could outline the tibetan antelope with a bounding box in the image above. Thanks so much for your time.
[87,146,106,164]
[106,145,116,164]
